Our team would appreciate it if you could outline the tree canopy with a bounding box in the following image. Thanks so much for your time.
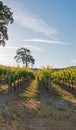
[0,1,13,46]
[14,47,35,68]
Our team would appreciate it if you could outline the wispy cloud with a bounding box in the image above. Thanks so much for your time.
[15,12,58,38]
[10,45,43,51]
[4,46,18,49]
[3,1,68,45]
[5,1,58,39]
[0,57,8,61]
[72,59,76,64]
[23,39,68,45]
[0,55,7,57]
[24,45,43,51]
[0,45,43,51]
[0,46,18,50]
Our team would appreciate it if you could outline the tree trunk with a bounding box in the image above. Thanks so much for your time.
[26,62,28,68]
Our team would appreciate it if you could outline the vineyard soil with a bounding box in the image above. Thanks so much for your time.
[0,80,76,130]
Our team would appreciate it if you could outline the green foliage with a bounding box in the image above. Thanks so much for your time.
[0,1,13,46]
[37,66,52,87]
[0,65,35,84]
[14,47,35,68]
[52,67,76,87]
[18,80,39,100]
[37,66,52,81]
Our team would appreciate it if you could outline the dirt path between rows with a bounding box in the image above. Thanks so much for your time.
[0,80,32,115]
[0,79,76,116]
[40,82,76,114]
[0,80,76,130]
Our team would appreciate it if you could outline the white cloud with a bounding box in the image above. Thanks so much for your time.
[6,46,17,49]
[7,45,43,51]
[23,39,68,45]
[0,46,17,50]
[0,57,8,61]
[72,59,76,64]
[14,11,58,38]
[0,55,8,57]
[24,45,43,51]
[0,45,43,51]
[4,1,58,38]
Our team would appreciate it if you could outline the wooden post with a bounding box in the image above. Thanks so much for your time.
[8,73,12,94]
[13,81,16,91]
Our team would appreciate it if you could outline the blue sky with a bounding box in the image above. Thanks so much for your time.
[0,0,76,68]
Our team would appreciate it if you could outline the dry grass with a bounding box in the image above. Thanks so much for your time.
[0,80,76,130]
[50,82,76,103]
[0,84,8,94]
[1,100,76,130]
[18,80,40,100]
